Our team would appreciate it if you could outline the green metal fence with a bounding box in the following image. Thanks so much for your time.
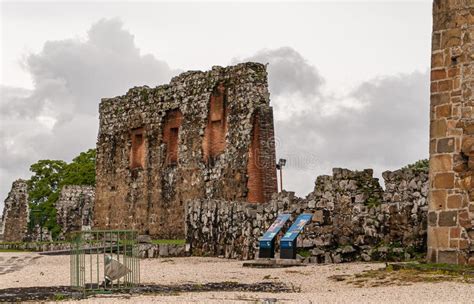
[70,230,140,292]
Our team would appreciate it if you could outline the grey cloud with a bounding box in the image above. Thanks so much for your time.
[0,18,180,210]
[233,47,325,119]
[1,25,429,212]
[237,47,324,97]
[274,70,429,196]
[239,47,429,197]
[23,17,179,117]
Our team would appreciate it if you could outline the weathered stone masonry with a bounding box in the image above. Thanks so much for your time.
[55,185,95,240]
[428,0,474,265]
[1,180,29,242]
[186,167,429,262]
[95,63,278,238]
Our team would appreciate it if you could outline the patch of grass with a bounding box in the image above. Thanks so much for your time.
[329,263,474,288]
[53,293,66,301]
[400,262,474,274]
[263,275,279,280]
[0,249,31,253]
[296,249,311,258]
[284,269,310,276]
[151,239,185,245]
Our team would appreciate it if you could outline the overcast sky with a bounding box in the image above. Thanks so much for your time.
[0,1,432,212]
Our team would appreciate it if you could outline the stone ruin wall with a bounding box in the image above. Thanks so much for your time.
[1,179,29,242]
[55,185,95,240]
[95,63,277,239]
[186,167,429,262]
[428,0,474,265]
[0,182,95,242]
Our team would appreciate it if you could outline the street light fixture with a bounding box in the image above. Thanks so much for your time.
[276,158,286,192]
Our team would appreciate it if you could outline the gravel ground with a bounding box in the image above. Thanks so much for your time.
[1,252,473,303]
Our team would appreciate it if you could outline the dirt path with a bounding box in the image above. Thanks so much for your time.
[1,253,473,303]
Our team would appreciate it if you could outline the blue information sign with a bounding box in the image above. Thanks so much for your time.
[259,213,290,249]
[280,213,312,248]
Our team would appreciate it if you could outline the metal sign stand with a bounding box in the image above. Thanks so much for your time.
[280,214,312,259]
[258,214,290,258]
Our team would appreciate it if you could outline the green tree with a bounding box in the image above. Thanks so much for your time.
[61,149,96,187]
[27,149,96,240]
[27,160,67,238]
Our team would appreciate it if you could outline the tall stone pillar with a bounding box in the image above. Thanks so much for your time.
[1,179,29,242]
[428,0,474,264]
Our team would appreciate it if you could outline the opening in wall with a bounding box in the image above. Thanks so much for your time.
[246,114,264,203]
[203,82,227,163]
[130,127,145,169]
[163,109,183,166]
[169,127,179,164]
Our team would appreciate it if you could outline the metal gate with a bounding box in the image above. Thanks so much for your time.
[70,230,140,292]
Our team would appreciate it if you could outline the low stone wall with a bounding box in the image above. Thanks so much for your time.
[138,243,188,258]
[0,242,188,258]
[186,167,429,262]
[0,242,71,252]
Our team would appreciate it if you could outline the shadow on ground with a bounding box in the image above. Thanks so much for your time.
[0,281,294,302]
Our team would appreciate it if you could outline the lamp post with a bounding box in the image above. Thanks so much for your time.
[276,158,287,192]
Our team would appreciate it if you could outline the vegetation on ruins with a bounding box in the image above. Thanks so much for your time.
[401,159,429,172]
[27,149,96,239]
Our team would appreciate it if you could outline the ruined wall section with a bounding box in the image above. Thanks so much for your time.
[186,167,429,262]
[55,185,95,239]
[1,180,29,242]
[96,63,278,238]
[428,0,474,265]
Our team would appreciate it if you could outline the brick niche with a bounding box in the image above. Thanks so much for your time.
[95,63,278,238]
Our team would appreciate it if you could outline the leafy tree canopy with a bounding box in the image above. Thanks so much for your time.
[61,149,96,187]
[27,148,96,239]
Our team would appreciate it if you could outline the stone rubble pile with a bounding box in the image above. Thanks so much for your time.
[186,167,429,262]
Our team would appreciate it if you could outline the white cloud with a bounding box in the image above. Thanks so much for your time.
[235,47,429,196]
[0,18,180,210]
[0,20,429,213]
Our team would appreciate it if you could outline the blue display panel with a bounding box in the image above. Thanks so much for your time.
[259,213,291,248]
[280,213,312,247]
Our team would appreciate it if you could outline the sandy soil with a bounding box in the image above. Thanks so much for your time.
[1,252,473,303]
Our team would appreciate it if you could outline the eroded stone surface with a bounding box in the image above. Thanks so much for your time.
[55,185,95,239]
[428,0,474,265]
[186,167,429,262]
[95,62,278,238]
[1,180,29,242]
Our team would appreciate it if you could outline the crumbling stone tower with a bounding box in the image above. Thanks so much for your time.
[1,179,29,242]
[95,63,278,238]
[428,0,474,264]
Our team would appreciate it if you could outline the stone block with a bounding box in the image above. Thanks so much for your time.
[431,119,447,138]
[438,251,458,264]
[429,190,447,210]
[430,155,452,173]
[428,211,438,226]
[433,173,455,189]
[447,195,463,209]
[437,137,455,153]
[431,69,446,81]
[438,211,458,226]
[428,227,450,249]
[159,244,169,257]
